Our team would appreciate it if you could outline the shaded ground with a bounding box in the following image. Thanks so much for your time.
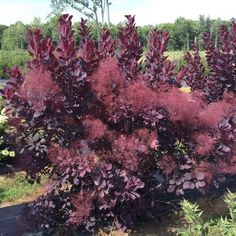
[0,171,46,235]
[0,203,27,236]
[0,193,231,236]
[0,171,233,236]
[98,192,231,236]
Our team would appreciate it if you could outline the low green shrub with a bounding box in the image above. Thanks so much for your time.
[0,49,30,79]
[178,191,236,236]
[0,97,15,163]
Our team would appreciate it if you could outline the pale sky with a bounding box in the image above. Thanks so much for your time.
[0,0,236,26]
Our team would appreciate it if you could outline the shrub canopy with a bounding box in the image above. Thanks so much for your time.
[1,14,236,232]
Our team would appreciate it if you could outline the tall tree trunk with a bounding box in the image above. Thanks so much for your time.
[100,0,105,26]
[94,10,100,40]
[215,32,218,48]
[210,25,213,39]
[106,0,111,25]
[92,1,100,40]
[186,33,189,51]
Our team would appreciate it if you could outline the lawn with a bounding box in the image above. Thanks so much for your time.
[139,50,206,70]
[0,171,47,207]
[165,50,206,69]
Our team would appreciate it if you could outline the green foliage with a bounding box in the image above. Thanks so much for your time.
[0,97,16,162]
[0,49,204,80]
[171,17,198,51]
[178,199,206,236]
[158,22,175,51]
[174,139,188,155]
[42,14,62,43]
[31,17,43,28]
[224,190,236,221]
[178,191,236,236]
[0,49,30,79]
[50,0,113,38]
[137,25,154,47]
[0,14,231,51]
[0,24,8,49]
[1,21,27,50]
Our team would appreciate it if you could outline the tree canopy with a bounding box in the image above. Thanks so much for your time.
[51,0,112,25]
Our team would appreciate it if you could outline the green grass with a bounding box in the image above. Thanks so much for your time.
[140,50,206,71]
[165,50,206,69]
[165,50,205,59]
[0,171,47,206]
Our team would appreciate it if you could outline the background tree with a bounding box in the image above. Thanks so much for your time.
[210,18,230,48]
[171,17,197,50]
[197,15,211,49]
[31,17,43,28]
[1,21,27,50]
[0,13,231,52]
[50,0,113,38]
[137,25,153,48]
[43,14,62,43]
[158,23,175,50]
[105,0,111,25]
[0,25,8,49]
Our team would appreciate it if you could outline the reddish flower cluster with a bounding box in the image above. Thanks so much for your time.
[158,88,203,126]
[83,115,107,141]
[112,129,158,172]
[69,194,93,226]
[89,57,125,108]
[121,81,159,113]
[193,132,215,156]
[20,66,61,112]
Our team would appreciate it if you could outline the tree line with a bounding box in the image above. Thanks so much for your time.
[0,15,230,51]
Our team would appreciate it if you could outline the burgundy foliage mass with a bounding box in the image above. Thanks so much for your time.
[1,15,236,233]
